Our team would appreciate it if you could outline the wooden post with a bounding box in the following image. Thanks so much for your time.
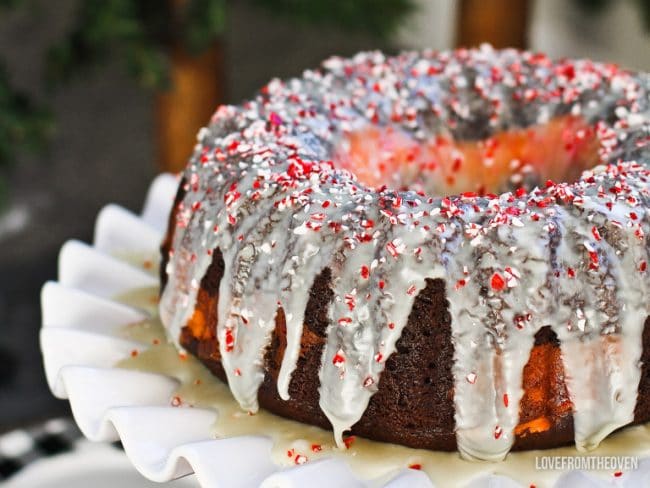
[155,43,223,173]
[456,0,530,49]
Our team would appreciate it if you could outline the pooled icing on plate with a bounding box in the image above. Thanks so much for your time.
[116,296,650,487]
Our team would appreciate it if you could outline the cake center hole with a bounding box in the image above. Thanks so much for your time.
[335,115,601,196]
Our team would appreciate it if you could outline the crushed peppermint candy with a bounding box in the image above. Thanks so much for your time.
[160,45,650,463]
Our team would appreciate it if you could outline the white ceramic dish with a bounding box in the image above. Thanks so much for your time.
[40,173,650,487]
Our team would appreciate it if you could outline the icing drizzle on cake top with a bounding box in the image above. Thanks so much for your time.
[159,46,650,461]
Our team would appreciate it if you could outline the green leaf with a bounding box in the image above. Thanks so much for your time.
[634,0,650,31]
[573,0,612,13]
[183,0,227,53]
[124,40,169,89]
[573,0,650,31]
[45,0,170,89]
[0,0,24,9]
[247,0,415,38]
[0,63,52,169]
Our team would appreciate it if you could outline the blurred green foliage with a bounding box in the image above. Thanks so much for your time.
[574,0,650,30]
[250,0,414,40]
[45,0,224,89]
[0,2,52,206]
[0,67,52,166]
[0,0,413,205]
[46,0,413,90]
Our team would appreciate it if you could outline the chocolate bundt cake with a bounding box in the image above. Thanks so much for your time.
[159,47,650,461]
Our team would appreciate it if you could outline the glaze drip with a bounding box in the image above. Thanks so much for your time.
[160,46,650,460]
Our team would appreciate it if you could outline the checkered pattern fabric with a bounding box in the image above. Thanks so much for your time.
[0,417,83,480]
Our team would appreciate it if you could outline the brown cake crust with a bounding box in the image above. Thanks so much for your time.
[160,178,186,293]
[172,238,650,452]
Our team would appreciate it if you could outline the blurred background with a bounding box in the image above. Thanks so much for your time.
[0,0,648,444]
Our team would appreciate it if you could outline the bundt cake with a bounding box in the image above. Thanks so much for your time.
[158,46,650,461]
